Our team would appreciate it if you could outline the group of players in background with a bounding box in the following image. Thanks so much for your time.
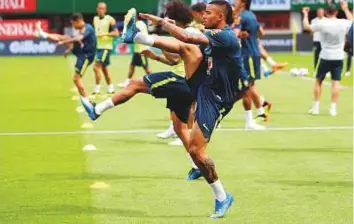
[33,0,353,219]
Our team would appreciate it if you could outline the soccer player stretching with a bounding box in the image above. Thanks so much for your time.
[35,13,96,105]
[139,0,247,218]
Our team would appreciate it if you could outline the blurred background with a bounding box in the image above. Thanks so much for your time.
[1,0,352,56]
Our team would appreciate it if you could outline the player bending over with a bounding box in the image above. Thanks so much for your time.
[92,2,119,96]
[35,13,96,105]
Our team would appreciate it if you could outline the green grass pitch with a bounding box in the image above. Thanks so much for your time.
[0,53,352,224]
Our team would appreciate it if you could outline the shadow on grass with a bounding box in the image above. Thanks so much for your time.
[261,180,352,187]
[0,205,206,218]
[247,147,352,153]
[36,172,183,181]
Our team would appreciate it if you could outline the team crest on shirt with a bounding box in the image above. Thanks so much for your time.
[210,29,221,36]
[207,57,213,75]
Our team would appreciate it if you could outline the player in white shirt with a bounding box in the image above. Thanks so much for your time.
[311,8,325,69]
[303,5,352,116]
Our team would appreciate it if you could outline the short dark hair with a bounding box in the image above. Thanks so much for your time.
[71,13,84,21]
[191,3,206,12]
[244,0,252,10]
[209,0,233,25]
[165,1,193,26]
[325,5,338,15]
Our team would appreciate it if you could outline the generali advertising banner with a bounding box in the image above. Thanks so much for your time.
[251,0,291,11]
[0,19,48,39]
[0,0,37,12]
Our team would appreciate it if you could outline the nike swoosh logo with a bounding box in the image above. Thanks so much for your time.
[203,123,210,132]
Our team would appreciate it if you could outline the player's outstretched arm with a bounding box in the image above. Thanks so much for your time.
[141,49,180,66]
[57,35,84,45]
[341,0,353,20]
[139,13,210,45]
[302,7,312,33]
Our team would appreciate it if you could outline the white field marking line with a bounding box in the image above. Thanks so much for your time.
[0,126,352,136]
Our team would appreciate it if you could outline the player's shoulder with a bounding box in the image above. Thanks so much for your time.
[105,15,115,21]
[86,23,95,31]
[184,27,202,35]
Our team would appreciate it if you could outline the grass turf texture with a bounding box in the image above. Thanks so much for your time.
[0,53,352,224]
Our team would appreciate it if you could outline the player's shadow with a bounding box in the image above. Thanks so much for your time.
[107,138,168,146]
[246,146,352,153]
[0,205,206,218]
[261,180,352,188]
[0,205,144,217]
[36,172,183,181]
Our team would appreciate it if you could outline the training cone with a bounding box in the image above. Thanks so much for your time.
[81,122,94,129]
[90,182,110,189]
[76,106,85,113]
[72,95,79,101]
[83,144,97,151]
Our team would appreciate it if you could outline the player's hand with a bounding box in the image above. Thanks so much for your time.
[163,17,176,25]
[139,13,163,25]
[239,31,250,39]
[57,41,64,46]
[302,7,310,15]
[141,49,157,60]
[340,0,348,10]
[64,49,71,58]
[97,33,107,38]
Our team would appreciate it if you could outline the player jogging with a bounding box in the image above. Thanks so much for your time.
[92,2,119,96]
[303,4,352,116]
[35,13,96,106]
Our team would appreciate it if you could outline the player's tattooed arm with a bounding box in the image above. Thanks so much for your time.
[139,13,210,45]
[160,19,210,45]
[196,157,218,184]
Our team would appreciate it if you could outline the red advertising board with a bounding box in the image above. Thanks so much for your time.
[0,0,36,12]
[0,19,48,39]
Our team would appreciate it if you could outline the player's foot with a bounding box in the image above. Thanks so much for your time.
[345,71,351,77]
[210,192,234,219]
[35,21,47,39]
[264,69,273,78]
[256,113,269,123]
[168,138,184,146]
[272,62,288,73]
[308,108,319,115]
[118,79,131,88]
[122,8,139,43]
[245,121,266,130]
[80,96,100,121]
[157,124,176,139]
[186,168,202,181]
[329,108,337,116]
[263,101,272,113]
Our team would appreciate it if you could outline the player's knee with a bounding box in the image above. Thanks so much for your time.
[73,74,81,83]
[188,141,201,159]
